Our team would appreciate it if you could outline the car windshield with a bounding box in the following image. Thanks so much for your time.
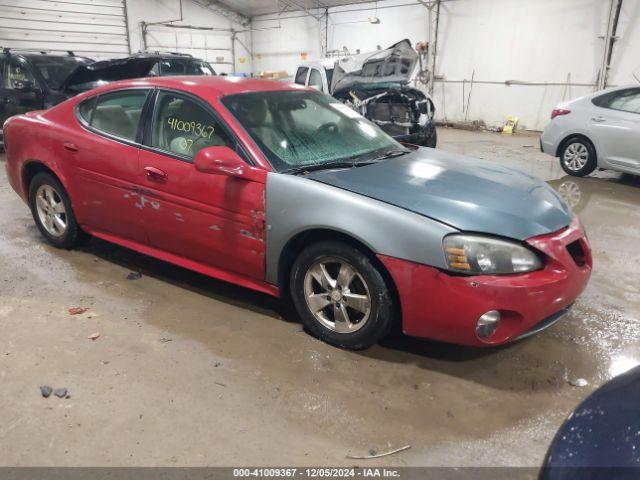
[28,56,91,89]
[221,90,401,172]
[159,59,215,76]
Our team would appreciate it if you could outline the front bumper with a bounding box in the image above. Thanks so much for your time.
[393,122,437,147]
[378,217,592,347]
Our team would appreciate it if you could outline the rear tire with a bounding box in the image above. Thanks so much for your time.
[29,172,90,249]
[289,241,395,350]
[559,137,597,177]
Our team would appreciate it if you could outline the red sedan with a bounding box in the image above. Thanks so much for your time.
[3,76,592,349]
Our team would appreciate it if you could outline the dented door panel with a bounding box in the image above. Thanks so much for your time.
[137,149,267,280]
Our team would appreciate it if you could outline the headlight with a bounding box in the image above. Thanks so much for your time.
[443,234,542,275]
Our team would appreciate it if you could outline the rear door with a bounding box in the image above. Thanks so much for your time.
[137,89,266,280]
[70,88,151,242]
[589,88,640,170]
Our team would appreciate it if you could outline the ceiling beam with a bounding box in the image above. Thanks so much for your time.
[194,0,251,26]
[278,0,324,20]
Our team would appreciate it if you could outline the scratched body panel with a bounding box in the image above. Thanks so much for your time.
[264,172,456,285]
[137,148,266,280]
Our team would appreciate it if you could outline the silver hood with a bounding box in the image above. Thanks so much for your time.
[305,148,573,241]
[330,39,418,94]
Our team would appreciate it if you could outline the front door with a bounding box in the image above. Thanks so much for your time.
[590,87,640,170]
[0,56,44,138]
[68,88,151,243]
[138,90,266,280]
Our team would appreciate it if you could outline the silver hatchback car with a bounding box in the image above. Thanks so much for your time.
[541,85,640,176]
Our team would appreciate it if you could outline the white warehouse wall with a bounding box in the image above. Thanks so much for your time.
[251,11,322,76]
[125,0,252,75]
[252,0,640,131]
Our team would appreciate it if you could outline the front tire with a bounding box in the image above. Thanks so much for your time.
[289,241,395,350]
[29,172,89,249]
[422,129,437,148]
[559,137,597,177]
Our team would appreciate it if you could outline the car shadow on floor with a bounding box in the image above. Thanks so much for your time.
[77,237,499,361]
[77,237,287,320]
[72,237,573,393]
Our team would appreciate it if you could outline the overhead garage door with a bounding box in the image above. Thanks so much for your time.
[0,0,130,60]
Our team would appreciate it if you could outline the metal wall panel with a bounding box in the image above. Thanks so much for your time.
[0,0,130,59]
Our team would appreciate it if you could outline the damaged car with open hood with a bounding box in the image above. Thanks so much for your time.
[294,39,437,147]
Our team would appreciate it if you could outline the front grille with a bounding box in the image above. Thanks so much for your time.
[566,240,586,266]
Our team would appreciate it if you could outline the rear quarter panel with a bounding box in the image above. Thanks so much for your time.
[4,95,94,209]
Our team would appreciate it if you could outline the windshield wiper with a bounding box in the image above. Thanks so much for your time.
[366,149,411,163]
[281,160,359,175]
[281,149,410,175]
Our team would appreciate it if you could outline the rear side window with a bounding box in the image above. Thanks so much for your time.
[592,88,640,114]
[294,67,308,85]
[77,96,97,124]
[79,90,149,141]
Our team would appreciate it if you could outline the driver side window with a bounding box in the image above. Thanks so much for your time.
[151,91,233,160]
[3,58,36,89]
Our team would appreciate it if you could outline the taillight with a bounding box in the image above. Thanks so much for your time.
[551,108,571,120]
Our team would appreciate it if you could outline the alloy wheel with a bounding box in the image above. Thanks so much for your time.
[35,184,68,238]
[303,257,371,334]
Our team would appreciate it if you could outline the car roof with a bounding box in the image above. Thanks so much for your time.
[18,53,92,62]
[299,58,337,70]
[127,52,205,61]
[83,75,308,99]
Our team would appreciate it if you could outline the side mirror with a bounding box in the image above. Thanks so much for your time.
[13,80,35,92]
[194,146,248,178]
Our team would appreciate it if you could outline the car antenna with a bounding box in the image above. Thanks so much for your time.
[67,50,75,56]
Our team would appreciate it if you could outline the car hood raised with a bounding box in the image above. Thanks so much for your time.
[330,39,418,94]
[305,148,572,240]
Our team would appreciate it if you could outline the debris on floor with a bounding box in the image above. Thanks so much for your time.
[54,388,68,398]
[159,338,172,343]
[346,444,411,459]
[87,332,100,341]
[40,385,52,398]
[126,272,142,280]
[68,307,89,315]
[568,378,589,387]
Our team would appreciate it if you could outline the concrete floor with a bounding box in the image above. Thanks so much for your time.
[0,128,638,467]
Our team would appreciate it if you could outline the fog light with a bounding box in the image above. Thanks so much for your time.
[476,310,501,339]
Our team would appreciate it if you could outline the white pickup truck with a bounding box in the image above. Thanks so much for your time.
[293,40,437,147]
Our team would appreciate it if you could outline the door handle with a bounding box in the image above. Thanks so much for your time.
[2,97,11,105]
[144,166,168,182]
[63,142,79,152]
[591,116,606,123]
